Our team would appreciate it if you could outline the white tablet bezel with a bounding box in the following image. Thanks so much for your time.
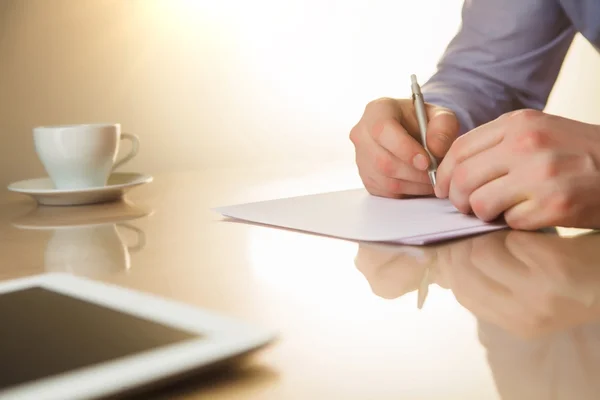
[0,273,277,400]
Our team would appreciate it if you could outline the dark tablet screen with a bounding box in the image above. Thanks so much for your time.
[0,286,200,391]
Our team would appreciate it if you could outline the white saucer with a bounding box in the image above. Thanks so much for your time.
[7,172,153,206]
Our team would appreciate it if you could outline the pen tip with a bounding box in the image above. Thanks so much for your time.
[411,74,418,84]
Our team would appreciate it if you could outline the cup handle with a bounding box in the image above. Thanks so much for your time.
[116,223,146,253]
[113,133,140,171]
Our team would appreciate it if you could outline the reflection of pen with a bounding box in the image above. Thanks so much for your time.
[417,265,429,309]
[417,250,437,310]
[411,74,438,187]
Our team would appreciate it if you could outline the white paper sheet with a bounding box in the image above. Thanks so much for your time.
[214,188,507,245]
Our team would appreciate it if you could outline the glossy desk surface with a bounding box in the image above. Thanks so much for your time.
[1,162,599,399]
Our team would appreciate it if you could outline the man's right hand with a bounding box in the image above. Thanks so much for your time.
[349,97,460,198]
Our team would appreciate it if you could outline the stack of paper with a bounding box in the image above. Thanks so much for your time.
[214,188,507,245]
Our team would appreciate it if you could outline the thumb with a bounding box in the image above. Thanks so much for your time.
[426,107,460,159]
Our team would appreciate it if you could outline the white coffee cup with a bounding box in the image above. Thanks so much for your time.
[33,123,139,190]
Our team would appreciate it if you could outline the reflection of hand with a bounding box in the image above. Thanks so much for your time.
[354,243,447,300]
[438,229,600,338]
[478,319,600,400]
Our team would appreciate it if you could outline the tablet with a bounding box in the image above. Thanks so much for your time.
[0,273,277,400]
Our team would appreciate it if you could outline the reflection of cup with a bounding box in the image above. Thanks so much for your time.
[44,222,144,274]
[12,199,151,277]
[33,123,139,189]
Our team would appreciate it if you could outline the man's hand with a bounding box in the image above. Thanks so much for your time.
[350,97,459,198]
[434,109,600,230]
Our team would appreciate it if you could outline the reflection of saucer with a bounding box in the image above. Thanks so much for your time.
[12,198,153,230]
[7,172,153,206]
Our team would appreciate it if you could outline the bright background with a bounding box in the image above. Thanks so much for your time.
[1,0,599,187]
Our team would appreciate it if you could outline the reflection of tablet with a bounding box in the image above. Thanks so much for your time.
[0,273,276,400]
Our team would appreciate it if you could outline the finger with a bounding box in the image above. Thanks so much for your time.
[448,179,473,215]
[500,231,578,318]
[506,232,599,306]
[498,168,578,230]
[468,174,529,223]
[447,233,539,335]
[354,243,401,277]
[470,231,534,295]
[425,108,460,159]
[492,172,591,231]
[502,200,543,230]
[364,185,403,199]
[362,175,406,198]
[400,103,459,151]
[469,151,594,226]
[371,119,432,172]
[508,230,599,282]
[367,171,434,197]
[355,134,420,196]
[444,245,521,330]
[504,231,572,287]
[357,140,432,184]
[447,146,510,214]
[354,244,427,299]
[369,260,427,299]
[504,231,564,271]
[435,119,505,198]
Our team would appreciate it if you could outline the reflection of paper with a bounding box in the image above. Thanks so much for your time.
[214,188,507,245]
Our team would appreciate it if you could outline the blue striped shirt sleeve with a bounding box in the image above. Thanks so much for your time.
[421,0,577,135]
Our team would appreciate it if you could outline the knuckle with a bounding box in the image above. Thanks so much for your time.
[579,153,598,173]
[349,125,360,144]
[449,135,468,161]
[508,108,545,123]
[470,193,492,221]
[385,178,402,193]
[364,100,378,114]
[451,165,470,191]
[454,202,470,214]
[512,129,548,153]
[504,213,528,230]
[449,189,471,214]
[364,97,393,114]
[374,153,395,175]
[370,118,393,140]
[544,189,576,215]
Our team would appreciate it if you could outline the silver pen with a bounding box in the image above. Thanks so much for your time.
[410,74,438,187]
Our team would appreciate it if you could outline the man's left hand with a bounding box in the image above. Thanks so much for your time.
[434,109,600,230]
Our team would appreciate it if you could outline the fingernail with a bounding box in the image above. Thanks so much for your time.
[412,154,429,171]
